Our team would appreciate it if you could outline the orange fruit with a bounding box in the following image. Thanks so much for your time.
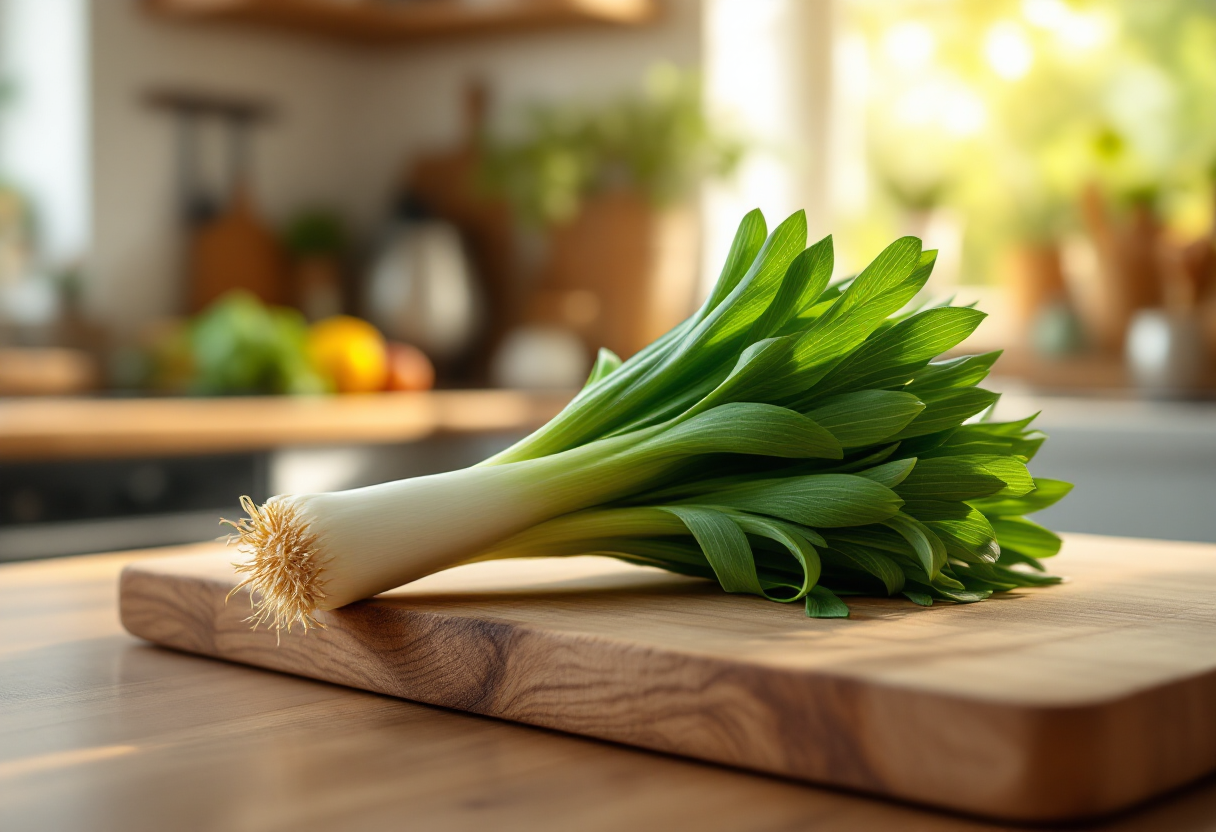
[384,342,435,391]
[307,316,388,393]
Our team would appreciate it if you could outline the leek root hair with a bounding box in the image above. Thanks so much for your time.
[224,495,327,636]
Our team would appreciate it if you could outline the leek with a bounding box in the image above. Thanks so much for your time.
[226,208,1071,634]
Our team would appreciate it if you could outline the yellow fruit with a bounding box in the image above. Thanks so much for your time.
[308,316,388,393]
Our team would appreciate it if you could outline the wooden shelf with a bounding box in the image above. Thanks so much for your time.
[146,0,658,45]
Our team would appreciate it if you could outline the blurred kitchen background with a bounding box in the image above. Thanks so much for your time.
[1,0,1214,561]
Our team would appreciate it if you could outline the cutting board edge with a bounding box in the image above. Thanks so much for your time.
[117,558,1216,823]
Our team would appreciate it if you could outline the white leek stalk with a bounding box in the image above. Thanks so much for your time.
[229,428,670,629]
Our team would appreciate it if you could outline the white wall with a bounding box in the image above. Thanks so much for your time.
[87,0,702,332]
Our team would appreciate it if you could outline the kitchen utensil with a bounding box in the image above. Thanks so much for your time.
[403,83,516,382]
[146,89,285,311]
[190,185,286,310]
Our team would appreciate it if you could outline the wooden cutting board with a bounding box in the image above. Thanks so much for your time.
[119,533,1216,822]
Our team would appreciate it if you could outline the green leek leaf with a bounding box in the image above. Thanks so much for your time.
[808,391,925,448]
[661,506,760,595]
[927,509,1001,563]
[806,586,851,618]
[990,516,1063,559]
[700,473,904,528]
[970,478,1074,515]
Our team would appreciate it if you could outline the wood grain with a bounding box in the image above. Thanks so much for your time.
[0,390,568,461]
[117,533,1216,822]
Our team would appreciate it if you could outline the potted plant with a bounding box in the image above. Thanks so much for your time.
[283,209,346,323]
[481,65,745,359]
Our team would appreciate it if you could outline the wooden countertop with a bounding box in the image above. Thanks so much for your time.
[0,390,570,461]
[5,542,1216,831]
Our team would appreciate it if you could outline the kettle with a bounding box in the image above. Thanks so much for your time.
[364,194,482,368]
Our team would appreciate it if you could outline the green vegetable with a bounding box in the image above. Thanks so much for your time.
[190,291,328,396]
[227,209,1069,635]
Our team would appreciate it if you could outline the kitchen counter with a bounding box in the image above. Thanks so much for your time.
[5,544,1216,831]
[0,390,570,461]
[0,391,572,560]
[989,392,1216,544]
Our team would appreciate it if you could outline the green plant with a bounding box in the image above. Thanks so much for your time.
[283,209,346,258]
[481,65,745,225]
[227,208,1069,635]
